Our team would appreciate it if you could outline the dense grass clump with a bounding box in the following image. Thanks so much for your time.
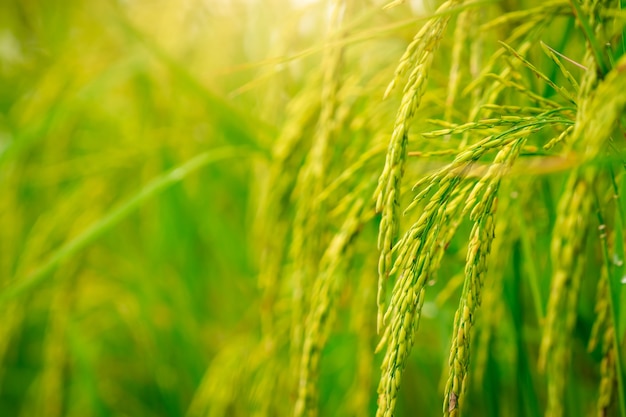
[1,0,626,416]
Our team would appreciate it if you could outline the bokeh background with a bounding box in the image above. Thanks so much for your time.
[0,1,398,415]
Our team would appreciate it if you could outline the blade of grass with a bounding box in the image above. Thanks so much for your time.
[513,201,545,322]
[568,0,610,75]
[543,17,576,95]
[616,172,626,337]
[594,182,626,417]
[623,0,626,54]
[614,0,626,62]
[509,242,542,417]
[499,41,577,105]
[0,147,250,306]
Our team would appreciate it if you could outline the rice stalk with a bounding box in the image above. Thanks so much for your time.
[294,195,366,417]
[374,0,464,334]
[444,138,525,416]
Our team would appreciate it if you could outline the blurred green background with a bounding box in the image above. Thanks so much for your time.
[0,1,281,415]
[0,1,394,415]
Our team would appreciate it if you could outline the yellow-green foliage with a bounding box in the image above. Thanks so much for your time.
[2,0,626,417]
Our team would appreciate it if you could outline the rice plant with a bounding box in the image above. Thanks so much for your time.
[1,0,626,416]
